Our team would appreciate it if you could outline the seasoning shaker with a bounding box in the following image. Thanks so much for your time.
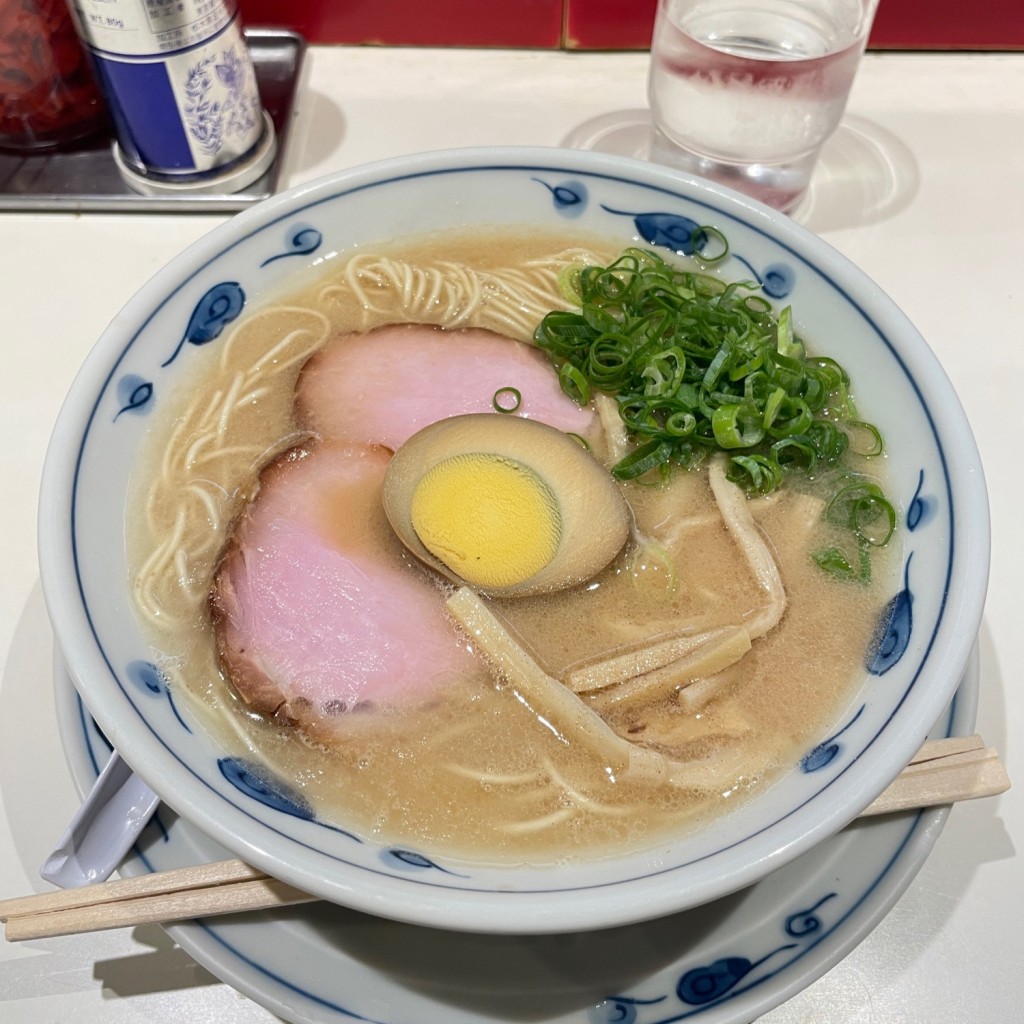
[69,0,276,194]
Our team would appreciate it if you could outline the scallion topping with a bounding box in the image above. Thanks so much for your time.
[812,542,873,584]
[534,246,897,578]
[846,420,885,457]
[825,480,897,547]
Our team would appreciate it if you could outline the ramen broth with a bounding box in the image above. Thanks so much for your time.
[129,229,896,864]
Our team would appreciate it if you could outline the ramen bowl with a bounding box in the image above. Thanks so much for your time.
[38,147,989,934]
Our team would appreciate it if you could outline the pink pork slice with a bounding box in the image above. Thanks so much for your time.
[212,441,479,739]
[295,324,599,449]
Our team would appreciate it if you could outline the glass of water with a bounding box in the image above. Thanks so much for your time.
[647,0,879,212]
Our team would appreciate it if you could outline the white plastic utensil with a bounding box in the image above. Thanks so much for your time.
[40,750,160,888]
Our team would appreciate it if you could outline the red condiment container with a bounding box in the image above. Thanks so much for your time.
[0,0,108,152]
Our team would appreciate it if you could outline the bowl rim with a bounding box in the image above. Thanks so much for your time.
[38,145,991,933]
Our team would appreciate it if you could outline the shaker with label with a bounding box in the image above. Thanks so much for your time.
[70,0,275,194]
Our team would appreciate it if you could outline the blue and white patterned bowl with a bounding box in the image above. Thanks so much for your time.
[38,147,989,934]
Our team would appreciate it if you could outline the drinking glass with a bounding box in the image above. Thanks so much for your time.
[647,0,879,212]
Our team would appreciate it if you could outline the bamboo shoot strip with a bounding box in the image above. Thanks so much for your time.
[707,454,787,639]
[678,671,741,714]
[566,626,744,694]
[445,586,673,782]
[446,587,775,793]
[588,627,751,712]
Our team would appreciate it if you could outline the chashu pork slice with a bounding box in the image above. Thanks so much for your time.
[295,324,599,451]
[211,440,479,740]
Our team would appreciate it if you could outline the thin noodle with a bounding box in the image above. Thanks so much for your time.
[707,454,787,640]
[499,807,575,835]
[541,759,635,817]
[445,765,548,786]
[185,483,221,526]
[216,372,245,435]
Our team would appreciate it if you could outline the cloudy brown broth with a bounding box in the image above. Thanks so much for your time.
[128,229,896,865]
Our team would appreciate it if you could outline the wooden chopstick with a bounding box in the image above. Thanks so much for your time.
[0,859,316,941]
[1,733,1008,942]
[859,733,1008,816]
[0,875,315,941]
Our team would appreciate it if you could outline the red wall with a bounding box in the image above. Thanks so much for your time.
[238,0,1024,50]
[238,0,563,48]
[564,0,1024,50]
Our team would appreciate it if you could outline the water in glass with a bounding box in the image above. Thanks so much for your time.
[648,0,872,211]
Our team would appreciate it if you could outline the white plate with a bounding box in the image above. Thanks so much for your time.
[54,644,978,1024]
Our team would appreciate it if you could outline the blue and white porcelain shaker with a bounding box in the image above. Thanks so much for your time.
[70,0,275,193]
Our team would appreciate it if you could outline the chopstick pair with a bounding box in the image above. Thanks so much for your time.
[0,859,315,942]
[857,732,1008,816]
[0,733,1008,942]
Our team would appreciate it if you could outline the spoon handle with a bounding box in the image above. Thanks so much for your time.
[40,750,160,888]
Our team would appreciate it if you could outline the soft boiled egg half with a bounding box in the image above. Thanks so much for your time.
[381,414,632,598]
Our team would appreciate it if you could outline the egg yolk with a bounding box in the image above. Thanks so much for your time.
[409,453,562,589]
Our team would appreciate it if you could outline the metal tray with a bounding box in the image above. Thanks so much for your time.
[0,28,306,213]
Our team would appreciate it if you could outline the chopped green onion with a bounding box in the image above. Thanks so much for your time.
[492,386,522,413]
[532,245,896,579]
[702,345,733,390]
[727,454,783,494]
[534,310,590,355]
[807,420,849,463]
[776,306,800,358]
[826,481,897,547]
[846,420,885,457]
[665,410,697,437]
[641,347,687,396]
[770,435,817,472]
[766,396,813,438]
[611,438,675,480]
[812,542,872,583]
[558,362,591,406]
[761,387,787,430]
[712,402,765,449]
[696,225,729,264]
[557,265,584,305]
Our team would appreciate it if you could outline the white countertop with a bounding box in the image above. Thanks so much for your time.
[1,46,1020,1022]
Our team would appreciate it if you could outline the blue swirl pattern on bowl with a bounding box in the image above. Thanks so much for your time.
[161,281,246,368]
